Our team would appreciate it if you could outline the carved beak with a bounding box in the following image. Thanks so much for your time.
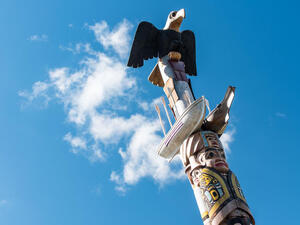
[177,8,186,19]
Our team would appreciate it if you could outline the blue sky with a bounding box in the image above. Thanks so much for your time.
[1,0,300,224]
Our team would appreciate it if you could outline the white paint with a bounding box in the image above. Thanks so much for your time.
[158,55,195,117]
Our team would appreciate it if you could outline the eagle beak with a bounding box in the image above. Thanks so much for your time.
[177,8,185,19]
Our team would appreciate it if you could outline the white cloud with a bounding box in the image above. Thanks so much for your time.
[63,133,102,160]
[115,185,127,194]
[19,81,49,101]
[67,53,135,125]
[138,101,149,111]
[120,120,184,186]
[110,171,122,184]
[28,34,48,42]
[88,147,105,162]
[220,128,235,154]
[89,114,143,144]
[20,19,185,193]
[64,133,87,149]
[89,19,133,58]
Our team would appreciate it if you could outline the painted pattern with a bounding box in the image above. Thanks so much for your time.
[196,168,230,219]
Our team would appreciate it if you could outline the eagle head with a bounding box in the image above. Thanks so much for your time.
[163,9,186,32]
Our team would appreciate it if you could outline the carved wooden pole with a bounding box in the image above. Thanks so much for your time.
[180,130,255,225]
[127,8,255,225]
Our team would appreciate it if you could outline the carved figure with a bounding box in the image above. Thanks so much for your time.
[180,131,255,225]
[128,9,205,160]
[127,9,255,225]
[127,9,196,118]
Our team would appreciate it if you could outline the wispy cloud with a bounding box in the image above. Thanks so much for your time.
[28,34,48,42]
[20,19,183,193]
[59,43,96,55]
[220,128,235,154]
[0,200,8,207]
[275,112,286,118]
[18,81,50,108]
[64,133,87,152]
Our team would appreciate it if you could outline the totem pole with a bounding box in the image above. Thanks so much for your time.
[127,9,255,225]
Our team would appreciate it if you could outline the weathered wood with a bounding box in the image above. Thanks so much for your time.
[155,104,166,136]
[180,131,255,225]
[161,97,172,127]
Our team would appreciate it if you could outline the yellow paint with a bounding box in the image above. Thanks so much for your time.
[200,168,230,218]
[201,211,209,219]
[200,173,213,186]
[210,189,219,201]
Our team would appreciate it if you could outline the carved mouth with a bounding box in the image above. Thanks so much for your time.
[215,160,228,168]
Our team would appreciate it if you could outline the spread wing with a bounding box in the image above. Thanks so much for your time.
[127,22,159,68]
[181,30,197,76]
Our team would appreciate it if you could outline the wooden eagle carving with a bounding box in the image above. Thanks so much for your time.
[127,9,197,79]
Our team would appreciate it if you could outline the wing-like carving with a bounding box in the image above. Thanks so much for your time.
[127,22,159,68]
[181,30,197,76]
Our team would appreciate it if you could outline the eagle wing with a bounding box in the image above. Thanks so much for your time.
[127,22,159,68]
[181,30,197,76]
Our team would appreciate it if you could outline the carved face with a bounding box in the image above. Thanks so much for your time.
[197,148,229,173]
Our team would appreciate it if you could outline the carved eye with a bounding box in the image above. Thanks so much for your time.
[206,151,215,159]
[221,152,226,159]
[193,170,199,177]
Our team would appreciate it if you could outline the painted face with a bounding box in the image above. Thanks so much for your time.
[197,148,229,173]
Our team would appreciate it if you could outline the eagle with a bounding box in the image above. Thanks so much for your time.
[127,9,197,86]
